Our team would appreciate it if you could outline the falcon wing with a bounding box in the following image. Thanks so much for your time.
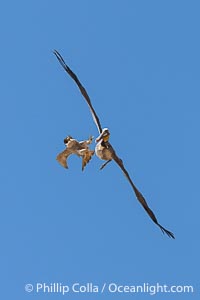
[56,149,73,169]
[54,50,102,134]
[111,149,174,238]
[81,150,95,171]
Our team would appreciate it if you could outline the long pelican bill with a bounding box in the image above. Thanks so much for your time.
[53,50,102,134]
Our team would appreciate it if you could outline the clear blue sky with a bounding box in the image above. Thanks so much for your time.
[1,1,200,299]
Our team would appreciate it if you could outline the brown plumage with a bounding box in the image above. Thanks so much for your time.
[57,136,94,171]
[54,50,175,239]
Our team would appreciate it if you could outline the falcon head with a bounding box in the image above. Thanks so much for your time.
[63,136,73,145]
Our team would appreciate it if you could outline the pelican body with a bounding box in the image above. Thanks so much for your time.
[95,129,113,160]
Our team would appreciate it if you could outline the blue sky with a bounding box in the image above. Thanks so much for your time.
[1,1,200,299]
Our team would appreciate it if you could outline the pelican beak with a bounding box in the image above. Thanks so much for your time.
[95,128,110,143]
[95,133,103,142]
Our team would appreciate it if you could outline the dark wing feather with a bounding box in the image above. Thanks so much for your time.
[53,50,102,134]
[111,149,175,238]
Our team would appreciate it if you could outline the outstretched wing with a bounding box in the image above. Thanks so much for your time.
[81,150,95,171]
[111,149,175,238]
[54,50,102,134]
[56,149,73,169]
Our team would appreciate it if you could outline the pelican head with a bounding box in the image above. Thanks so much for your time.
[63,136,73,145]
[96,128,110,143]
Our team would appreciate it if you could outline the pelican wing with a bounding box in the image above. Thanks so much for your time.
[111,149,175,238]
[54,50,102,134]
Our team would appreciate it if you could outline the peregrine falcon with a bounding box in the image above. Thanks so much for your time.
[57,135,94,171]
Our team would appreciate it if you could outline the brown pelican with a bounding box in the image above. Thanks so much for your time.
[54,50,175,239]
[57,135,94,171]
